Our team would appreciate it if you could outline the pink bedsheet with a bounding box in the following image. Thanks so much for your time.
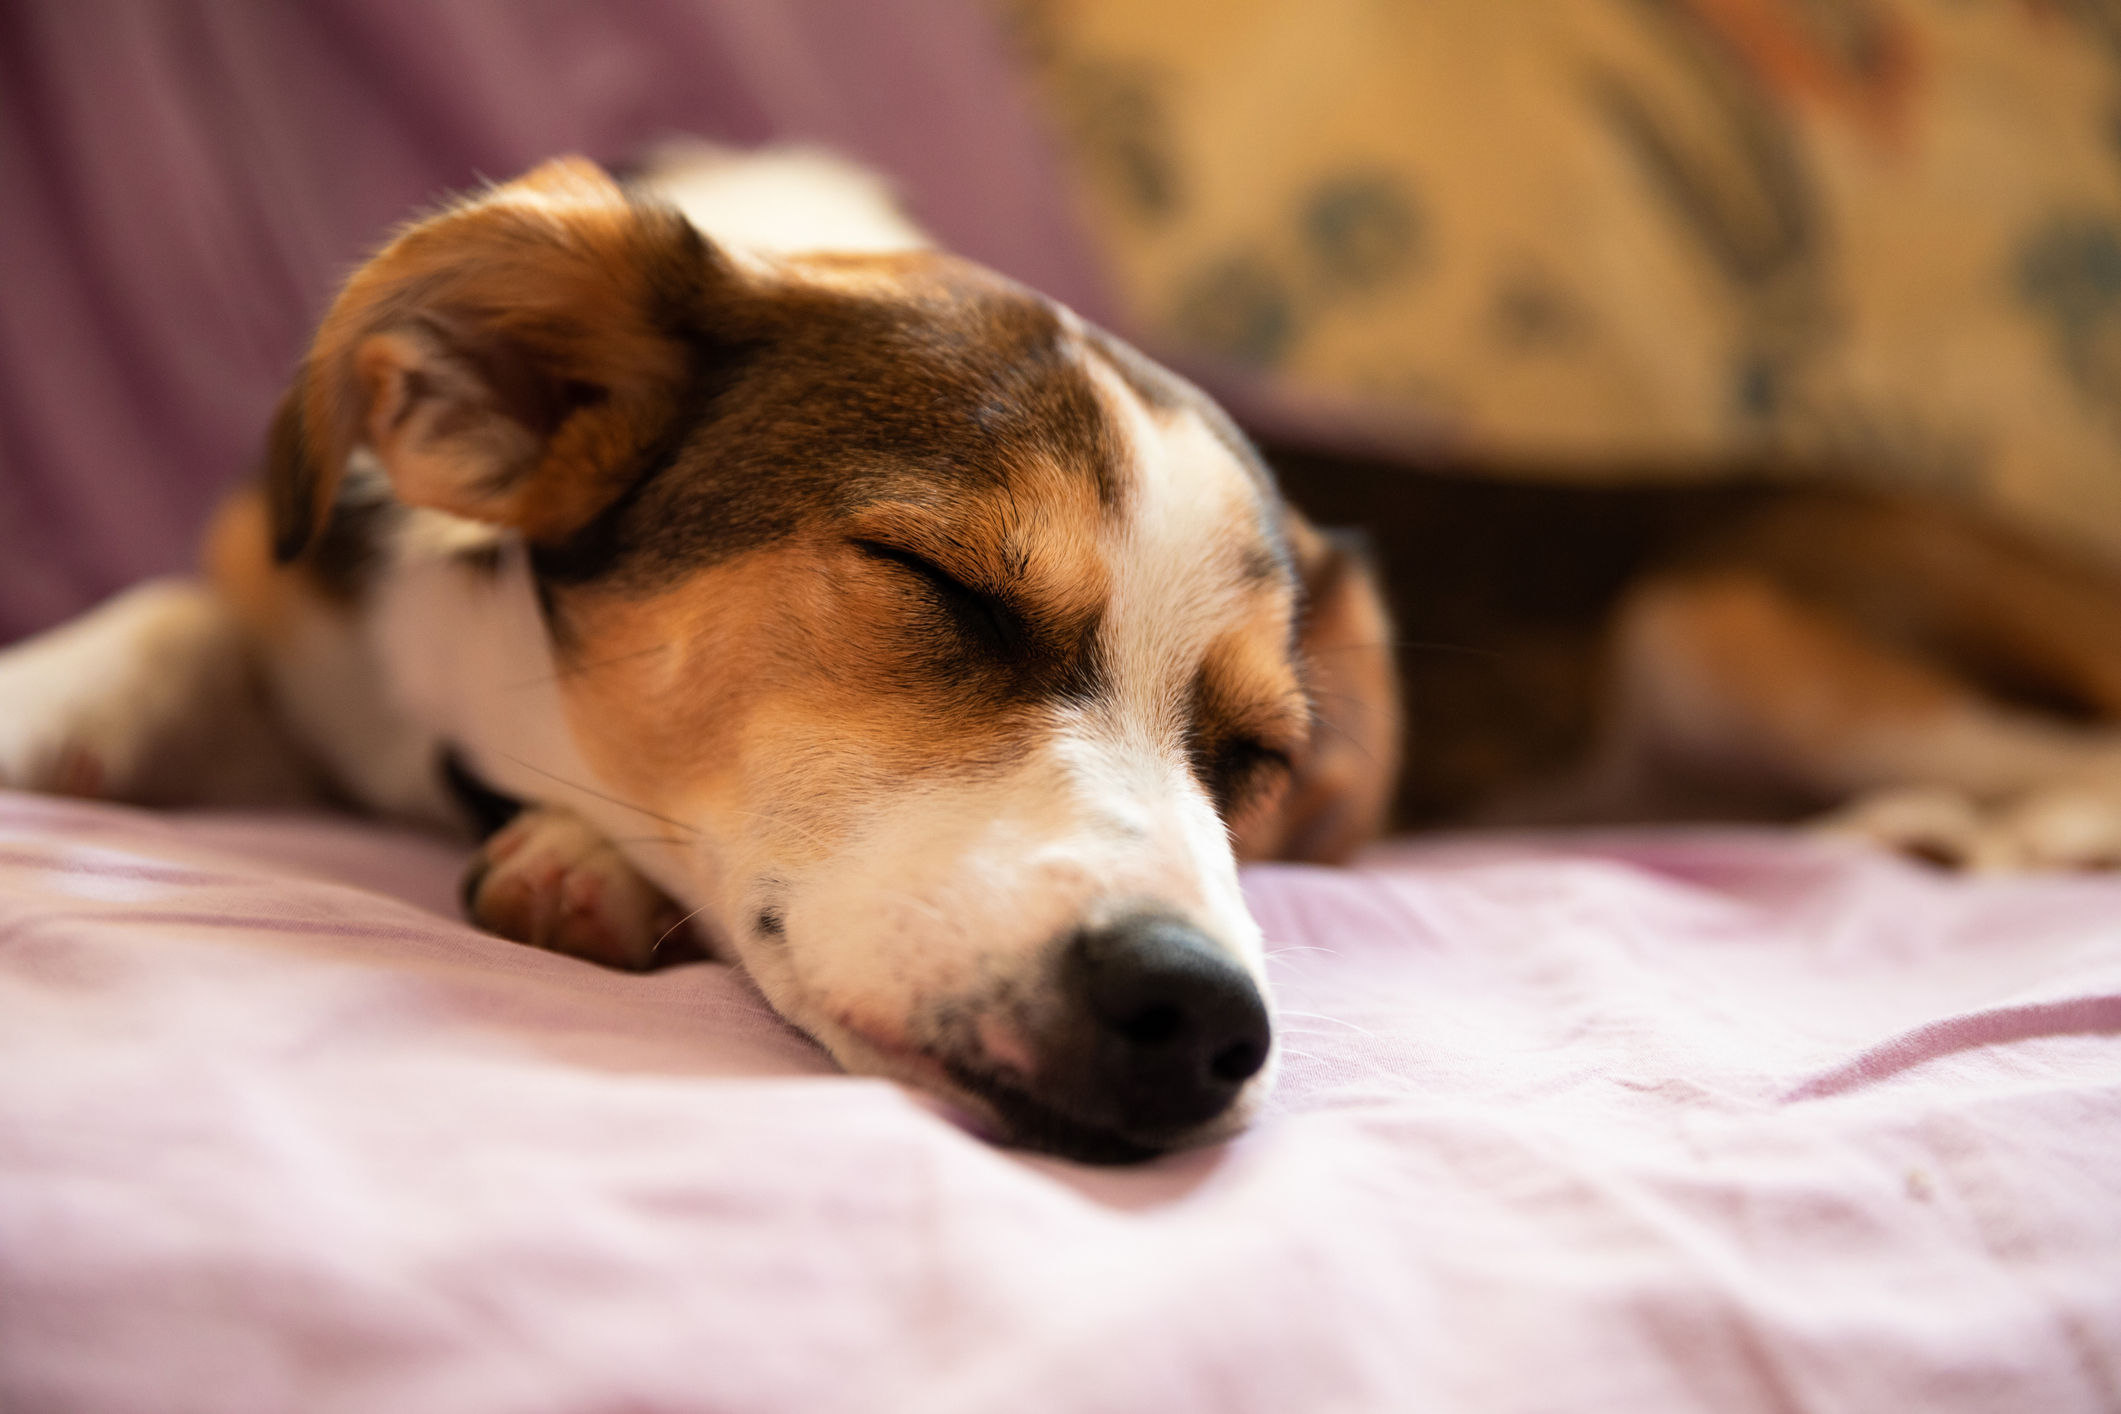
[3,789,2116,1413]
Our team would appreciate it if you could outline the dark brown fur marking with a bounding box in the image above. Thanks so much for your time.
[536,255,1129,597]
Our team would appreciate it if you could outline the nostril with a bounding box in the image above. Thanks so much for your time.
[1210,1037,1265,1083]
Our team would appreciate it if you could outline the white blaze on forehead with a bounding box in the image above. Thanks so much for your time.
[1083,354,1279,723]
[635,140,932,256]
[1062,351,1285,968]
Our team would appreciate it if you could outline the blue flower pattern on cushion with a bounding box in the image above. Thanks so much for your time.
[1169,171,1422,368]
[2020,214,2121,420]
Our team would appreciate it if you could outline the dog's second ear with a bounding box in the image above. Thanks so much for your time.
[270,157,719,560]
[1233,517,1402,865]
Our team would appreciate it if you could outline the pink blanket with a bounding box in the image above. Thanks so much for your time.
[3,790,2116,1412]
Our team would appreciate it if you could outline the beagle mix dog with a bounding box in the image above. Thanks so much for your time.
[0,151,1400,1164]
[7,150,2119,1162]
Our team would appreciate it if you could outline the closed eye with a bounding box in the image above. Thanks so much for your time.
[1196,735,1295,818]
[852,539,1027,659]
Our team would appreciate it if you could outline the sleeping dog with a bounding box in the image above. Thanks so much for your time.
[0,151,1400,1164]
[6,150,2119,1162]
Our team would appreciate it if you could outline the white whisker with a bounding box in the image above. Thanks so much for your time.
[1277,1009,1374,1036]
[651,899,716,958]
[495,752,701,836]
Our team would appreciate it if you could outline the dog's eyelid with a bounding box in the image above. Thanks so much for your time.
[1220,690,1309,758]
[1188,730,1296,820]
[1225,735,1295,774]
[850,537,989,593]
[850,537,1029,656]
[1253,738,1296,768]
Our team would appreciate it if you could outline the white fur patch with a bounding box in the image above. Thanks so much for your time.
[352,525,729,941]
[635,140,931,256]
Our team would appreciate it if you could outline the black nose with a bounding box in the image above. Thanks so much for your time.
[1068,914,1271,1134]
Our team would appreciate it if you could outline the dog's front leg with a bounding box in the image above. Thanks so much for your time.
[0,579,319,807]
[461,806,691,970]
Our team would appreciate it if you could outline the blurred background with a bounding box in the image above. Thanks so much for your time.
[4,0,2119,645]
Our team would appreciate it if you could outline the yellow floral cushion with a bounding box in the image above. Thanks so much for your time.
[1012,0,2121,563]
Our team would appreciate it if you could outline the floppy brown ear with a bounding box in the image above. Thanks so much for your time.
[269,156,718,560]
[1233,515,1402,864]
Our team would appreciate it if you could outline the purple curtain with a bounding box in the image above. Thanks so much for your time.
[0,0,1108,642]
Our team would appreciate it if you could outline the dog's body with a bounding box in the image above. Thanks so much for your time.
[4,150,2119,1163]
[1277,450,2121,871]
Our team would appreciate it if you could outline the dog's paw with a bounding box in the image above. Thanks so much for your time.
[1984,788,2121,872]
[0,621,130,798]
[0,579,313,807]
[0,687,131,801]
[1814,786,1988,869]
[461,807,688,969]
[1816,785,2121,873]
[0,736,107,799]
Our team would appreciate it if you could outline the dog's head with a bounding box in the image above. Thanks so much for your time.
[273,158,1398,1161]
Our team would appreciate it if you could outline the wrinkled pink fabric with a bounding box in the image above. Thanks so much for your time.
[2,790,2117,1413]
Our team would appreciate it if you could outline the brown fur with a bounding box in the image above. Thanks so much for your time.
[279,158,708,556]
[1232,517,1401,861]
[202,488,300,638]
[1267,444,2121,837]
